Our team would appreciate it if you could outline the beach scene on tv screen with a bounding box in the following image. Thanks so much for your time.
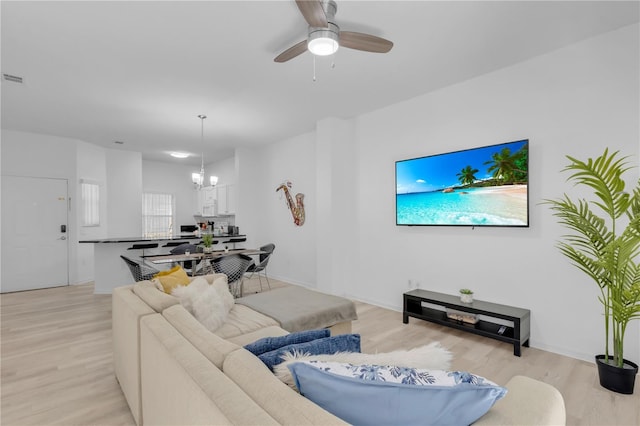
[396,140,529,226]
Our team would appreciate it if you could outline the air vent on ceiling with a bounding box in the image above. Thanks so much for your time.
[2,73,24,84]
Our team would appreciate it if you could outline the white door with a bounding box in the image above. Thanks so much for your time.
[1,176,69,292]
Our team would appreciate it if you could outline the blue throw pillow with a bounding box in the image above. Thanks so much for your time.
[244,329,330,356]
[288,361,507,426]
[257,334,361,371]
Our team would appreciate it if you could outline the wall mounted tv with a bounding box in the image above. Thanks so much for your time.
[395,139,529,227]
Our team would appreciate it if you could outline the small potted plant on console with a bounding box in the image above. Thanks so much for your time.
[545,148,639,394]
[459,288,474,304]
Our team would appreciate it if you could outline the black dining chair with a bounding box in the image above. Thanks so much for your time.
[211,254,253,298]
[120,255,160,282]
[169,243,198,274]
[244,243,275,292]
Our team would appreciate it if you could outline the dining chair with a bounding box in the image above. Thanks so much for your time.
[168,243,198,274]
[211,254,253,298]
[244,243,275,292]
[120,255,160,282]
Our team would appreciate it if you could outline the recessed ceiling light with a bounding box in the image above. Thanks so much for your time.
[170,152,189,158]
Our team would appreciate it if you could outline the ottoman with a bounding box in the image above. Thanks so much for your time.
[236,285,357,334]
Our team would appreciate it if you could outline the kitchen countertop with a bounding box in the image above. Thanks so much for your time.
[79,233,245,243]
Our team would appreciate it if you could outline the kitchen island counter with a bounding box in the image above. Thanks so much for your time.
[79,233,243,244]
[81,234,246,293]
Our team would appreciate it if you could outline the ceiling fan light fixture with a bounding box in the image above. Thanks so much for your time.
[308,25,339,56]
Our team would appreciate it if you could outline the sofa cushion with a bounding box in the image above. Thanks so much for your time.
[214,304,280,339]
[473,375,566,426]
[133,280,179,312]
[288,361,507,426]
[223,348,347,425]
[237,285,357,332]
[140,314,279,425]
[112,285,155,426]
[153,265,190,293]
[244,329,330,356]
[258,334,361,371]
[226,326,289,346]
[162,304,240,369]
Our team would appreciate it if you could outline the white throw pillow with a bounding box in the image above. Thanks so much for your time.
[273,341,452,389]
[211,275,234,312]
[171,277,233,332]
[171,281,197,314]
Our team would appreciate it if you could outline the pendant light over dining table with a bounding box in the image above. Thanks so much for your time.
[192,114,218,188]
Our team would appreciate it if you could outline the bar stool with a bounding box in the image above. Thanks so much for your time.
[127,243,158,257]
[162,241,187,248]
[222,237,246,250]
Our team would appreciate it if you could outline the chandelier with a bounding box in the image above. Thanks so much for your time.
[192,115,218,188]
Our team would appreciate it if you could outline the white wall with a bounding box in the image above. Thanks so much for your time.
[207,157,236,186]
[1,129,80,283]
[356,24,638,362]
[105,150,143,238]
[76,141,108,283]
[315,117,357,295]
[246,132,318,287]
[256,24,639,363]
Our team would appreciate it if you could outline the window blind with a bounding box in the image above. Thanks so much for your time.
[142,192,174,238]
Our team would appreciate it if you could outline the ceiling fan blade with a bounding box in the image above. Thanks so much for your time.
[274,40,308,63]
[339,31,393,53]
[295,0,328,28]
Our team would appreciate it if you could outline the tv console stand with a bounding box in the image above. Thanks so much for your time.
[403,289,530,356]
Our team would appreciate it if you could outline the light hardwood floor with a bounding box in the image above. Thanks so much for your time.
[2,279,638,425]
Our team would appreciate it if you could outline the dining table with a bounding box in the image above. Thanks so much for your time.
[147,248,265,276]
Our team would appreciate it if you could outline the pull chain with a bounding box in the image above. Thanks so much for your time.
[313,55,317,82]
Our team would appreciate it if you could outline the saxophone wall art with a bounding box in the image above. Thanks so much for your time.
[276,181,305,226]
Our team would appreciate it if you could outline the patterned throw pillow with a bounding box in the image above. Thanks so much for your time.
[273,342,451,389]
[256,334,361,371]
[244,329,331,356]
[288,361,507,426]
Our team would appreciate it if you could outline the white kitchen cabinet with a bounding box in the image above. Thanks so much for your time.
[203,186,216,205]
[196,184,235,216]
[216,184,235,215]
[197,186,217,216]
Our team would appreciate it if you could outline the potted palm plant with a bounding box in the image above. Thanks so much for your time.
[545,148,640,394]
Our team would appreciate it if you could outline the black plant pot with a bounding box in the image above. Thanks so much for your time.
[595,355,638,394]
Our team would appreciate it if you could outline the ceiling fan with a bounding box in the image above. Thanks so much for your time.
[274,0,393,63]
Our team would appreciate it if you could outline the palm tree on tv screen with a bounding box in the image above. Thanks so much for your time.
[456,165,479,186]
[484,147,526,184]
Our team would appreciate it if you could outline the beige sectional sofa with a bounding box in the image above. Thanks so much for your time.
[113,275,566,425]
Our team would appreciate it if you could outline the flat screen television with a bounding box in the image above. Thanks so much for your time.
[395,139,529,227]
